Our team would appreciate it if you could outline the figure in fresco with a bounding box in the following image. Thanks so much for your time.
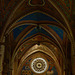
[47,70,54,75]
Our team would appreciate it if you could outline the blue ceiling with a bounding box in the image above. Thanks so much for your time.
[13,25,54,40]
[22,27,54,41]
[17,12,57,22]
[13,12,63,41]
[48,25,63,40]
[13,25,29,40]
[13,25,63,40]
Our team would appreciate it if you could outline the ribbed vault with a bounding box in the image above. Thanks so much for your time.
[0,0,75,75]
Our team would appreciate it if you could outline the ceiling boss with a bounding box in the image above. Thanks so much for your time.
[29,0,45,6]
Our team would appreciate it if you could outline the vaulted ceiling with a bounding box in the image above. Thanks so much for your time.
[0,0,75,75]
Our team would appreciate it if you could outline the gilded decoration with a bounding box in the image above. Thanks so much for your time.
[31,58,48,74]
[20,52,58,75]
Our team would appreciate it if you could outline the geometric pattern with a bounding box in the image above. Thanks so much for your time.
[31,58,48,74]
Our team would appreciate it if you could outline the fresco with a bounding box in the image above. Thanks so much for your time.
[21,58,58,75]
[46,59,58,75]
[21,59,33,75]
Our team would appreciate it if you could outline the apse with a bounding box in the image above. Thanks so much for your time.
[19,52,58,75]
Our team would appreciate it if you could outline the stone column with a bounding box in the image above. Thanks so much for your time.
[0,45,5,75]
[12,57,18,75]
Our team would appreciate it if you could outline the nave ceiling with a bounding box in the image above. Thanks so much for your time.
[0,0,75,75]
